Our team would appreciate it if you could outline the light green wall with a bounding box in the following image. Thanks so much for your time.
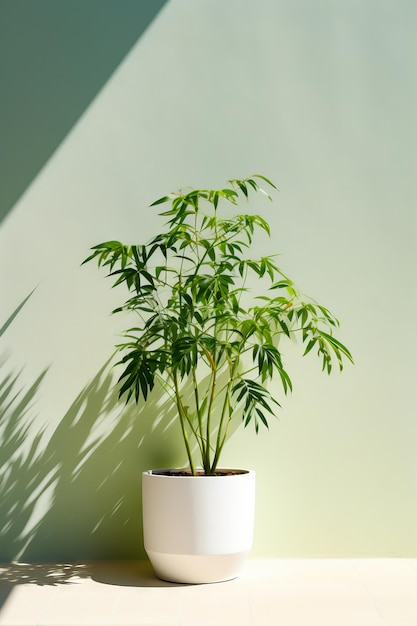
[1,0,416,560]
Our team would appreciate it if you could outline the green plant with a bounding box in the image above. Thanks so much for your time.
[84,175,353,475]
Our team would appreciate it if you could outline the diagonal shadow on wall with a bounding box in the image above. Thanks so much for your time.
[0,0,169,224]
[0,289,37,338]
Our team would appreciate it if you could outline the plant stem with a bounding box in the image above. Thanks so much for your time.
[173,373,196,475]
[202,347,217,472]
[211,358,238,473]
[192,367,205,458]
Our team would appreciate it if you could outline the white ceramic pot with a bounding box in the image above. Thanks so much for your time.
[142,468,256,584]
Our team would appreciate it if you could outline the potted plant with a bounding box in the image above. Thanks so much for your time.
[83,175,353,583]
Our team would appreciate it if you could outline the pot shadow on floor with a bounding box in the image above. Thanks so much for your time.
[90,560,189,588]
[0,561,187,590]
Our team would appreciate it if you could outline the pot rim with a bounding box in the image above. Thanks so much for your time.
[143,467,254,477]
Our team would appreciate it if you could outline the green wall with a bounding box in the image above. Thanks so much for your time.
[0,0,168,223]
[1,0,416,561]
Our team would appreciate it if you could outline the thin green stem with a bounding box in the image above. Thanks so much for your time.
[173,373,196,475]
[202,347,217,472]
[210,359,239,473]
[192,367,205,456]
[212,414,233,473]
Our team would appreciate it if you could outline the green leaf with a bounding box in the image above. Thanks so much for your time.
[279,319,290,337]
[150,195,172,206]
[246,178,259,191]
[279,368,293,394]
[271,280,292,289]
[303,338,317,356]
[194,310,204,325]
[297,307,309,327]
[318,331,354,368]
[132,245,142,268]
[221,188,239,202]
[255,407,269,429]
[140,270,155,286]
[237,181,248,198]
[254,215,271,236]
[81,250,99,265]
[252,174,278,190]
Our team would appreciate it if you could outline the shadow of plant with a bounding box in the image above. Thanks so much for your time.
[0,360,241,568]
[19,364,183,563]
[0,561,184,589]
[1,365,183,564]
[0,371,185,607]
[1,294,184,566]
[0,562,90,586]
[0,366,48,561]
[1,291,49,561]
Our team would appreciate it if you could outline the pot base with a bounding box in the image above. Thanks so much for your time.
[147,550,249,584]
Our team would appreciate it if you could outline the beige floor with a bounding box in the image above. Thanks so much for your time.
[0,559,416,626]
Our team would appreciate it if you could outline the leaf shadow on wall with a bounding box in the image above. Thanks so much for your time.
[0,359,183,565]
[0,365,49,561]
